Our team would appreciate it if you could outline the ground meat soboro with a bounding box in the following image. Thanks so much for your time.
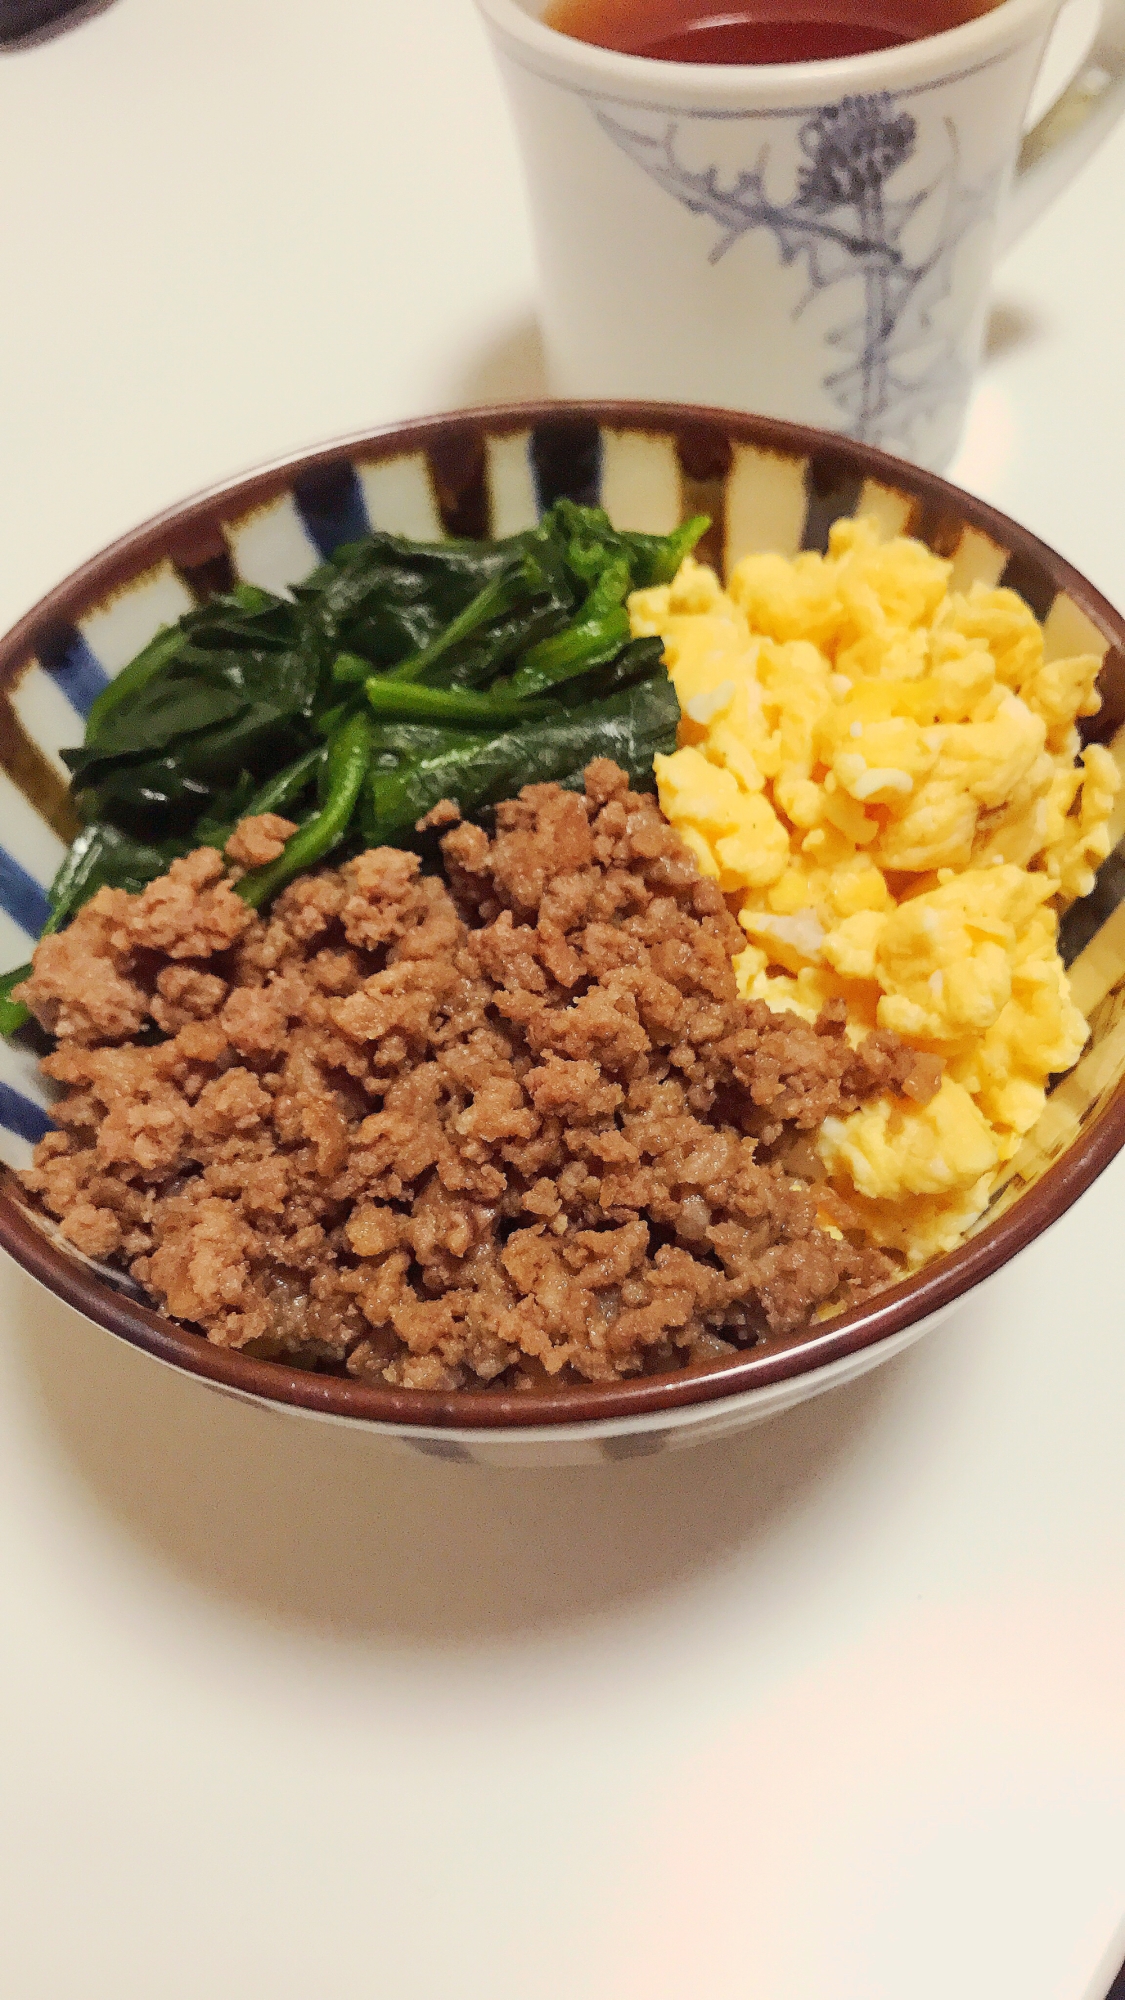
[16,763,937,1391]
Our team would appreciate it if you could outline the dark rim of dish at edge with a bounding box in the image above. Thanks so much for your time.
[1,402,1122,1429]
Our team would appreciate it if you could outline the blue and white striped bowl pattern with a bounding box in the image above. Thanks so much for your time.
[2,404,1123,1461]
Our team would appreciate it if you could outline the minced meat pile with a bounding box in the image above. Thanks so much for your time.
[16,760,940,1391]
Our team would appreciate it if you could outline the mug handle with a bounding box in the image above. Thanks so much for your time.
[1000,0,1125,249]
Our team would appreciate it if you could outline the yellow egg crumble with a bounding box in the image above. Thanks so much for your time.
[631,518,1120,1264]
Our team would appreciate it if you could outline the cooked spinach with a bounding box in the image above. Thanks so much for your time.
[0,967,32,1037]
[359,675,680,845]
[236,710,376,910]
[2,500,705,1034]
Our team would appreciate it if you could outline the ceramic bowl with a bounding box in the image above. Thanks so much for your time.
[2,402,1124,1467]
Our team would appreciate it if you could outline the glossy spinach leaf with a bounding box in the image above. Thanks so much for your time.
[360,674,679,844]
[48,822,183,925]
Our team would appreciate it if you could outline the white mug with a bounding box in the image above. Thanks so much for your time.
[475,0,1125,467]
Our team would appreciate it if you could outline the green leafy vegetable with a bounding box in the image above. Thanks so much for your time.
[356,665,552,728]
[48,823,179,925]
[381,551,556,685]
[0,966,31,1038]
[190,745,326,854]
[360,676,680,845]
[83,624,188,744]
[235,710,376,909]
[505,557,633,698]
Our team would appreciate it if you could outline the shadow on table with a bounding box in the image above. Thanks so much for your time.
[0,0,118,53]
[450,316,550,408]
[10,1263,912,1648]
[982,299,1048,364]
[446,300,1047,414]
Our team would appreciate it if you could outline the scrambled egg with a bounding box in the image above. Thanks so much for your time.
[631,518,1119,1263]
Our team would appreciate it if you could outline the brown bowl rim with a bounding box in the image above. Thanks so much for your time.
[2,397,1123,1431]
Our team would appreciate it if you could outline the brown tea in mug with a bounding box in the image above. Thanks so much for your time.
[542,0,1004,64]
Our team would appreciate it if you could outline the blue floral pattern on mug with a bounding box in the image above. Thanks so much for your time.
[595,92,1003,448]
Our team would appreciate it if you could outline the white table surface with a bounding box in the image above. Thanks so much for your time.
[2,3,1125,1996]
